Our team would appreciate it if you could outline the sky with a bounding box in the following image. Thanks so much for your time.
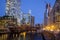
[0,0,56,24]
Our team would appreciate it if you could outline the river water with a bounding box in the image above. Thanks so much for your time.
[0,33,44,40]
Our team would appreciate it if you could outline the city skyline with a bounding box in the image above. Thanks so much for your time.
[0,0,56,24]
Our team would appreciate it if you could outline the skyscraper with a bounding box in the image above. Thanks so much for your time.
[30,16,35,26]
[51,0,60,28]
[44,4,48,26]
[44,3,52,26]
[6,0,21,26]
[46,3,52,25]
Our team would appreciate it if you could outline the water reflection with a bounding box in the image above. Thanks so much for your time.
[0,33,44,40]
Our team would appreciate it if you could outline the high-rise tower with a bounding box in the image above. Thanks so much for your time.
[44,4,48,26]
[46,3,52,25]
[44,3,52,26]
[6,0,20,17]
[51,0,60,28]
[6,0,21,25]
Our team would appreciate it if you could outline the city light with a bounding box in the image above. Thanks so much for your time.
[0,0,60,40]
[43,25,60,32]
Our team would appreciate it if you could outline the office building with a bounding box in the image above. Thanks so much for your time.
[6,0,21,26]
[51,0,60,28]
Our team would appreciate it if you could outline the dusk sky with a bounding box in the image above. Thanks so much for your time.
[0,0,56,24]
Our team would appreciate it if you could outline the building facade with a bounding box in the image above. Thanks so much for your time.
[6,0,21,26]
[0,16,17,28]
[44,3,52,26]
[30,16,35,26]
[44,4,48,26]
[20,13,35,26]
[53,0,60,28]
[49,0,60,28]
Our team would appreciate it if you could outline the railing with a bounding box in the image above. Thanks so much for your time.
[0,26,41,34]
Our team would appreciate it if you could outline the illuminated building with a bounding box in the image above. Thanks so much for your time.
[20,10,35,26]
[51,0,60,28]
[46,3,52,25]
[0,16,17,28]
[44,4,48,26]
[44,3,52,26]
[25,10,34,26]
[30,16,35,26]
[6,0,21,26]
[43,0,60,31]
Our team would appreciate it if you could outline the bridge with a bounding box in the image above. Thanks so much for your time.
[0,24,41,38]
[0,24,41,34]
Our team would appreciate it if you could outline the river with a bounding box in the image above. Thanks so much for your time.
[0,33,44,40]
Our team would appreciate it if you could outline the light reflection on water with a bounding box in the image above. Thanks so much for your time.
[0,33,43,40]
